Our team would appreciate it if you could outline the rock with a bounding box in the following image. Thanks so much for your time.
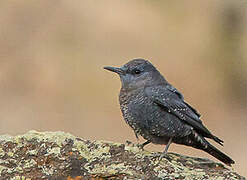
[0,131,244,179]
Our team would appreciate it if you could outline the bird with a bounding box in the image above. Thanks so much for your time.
[104,58,235,166]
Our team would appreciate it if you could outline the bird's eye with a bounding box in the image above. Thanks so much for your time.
[133,69,141,74]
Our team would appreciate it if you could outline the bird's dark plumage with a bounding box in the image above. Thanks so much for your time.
[104,58,234,166]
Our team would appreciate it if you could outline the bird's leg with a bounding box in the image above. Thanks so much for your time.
[125,132,140,145]
[135,132,139,141]
[163,137,173,154]
[150,138,173,160]
[137,140,151,150]
[159,137,173,160]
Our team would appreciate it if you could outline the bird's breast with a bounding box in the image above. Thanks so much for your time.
[119,89,154,129]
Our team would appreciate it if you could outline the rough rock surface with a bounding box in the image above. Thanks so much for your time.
[0,131,244,180]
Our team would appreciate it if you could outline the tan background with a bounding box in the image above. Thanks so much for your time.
[0,0,247,177]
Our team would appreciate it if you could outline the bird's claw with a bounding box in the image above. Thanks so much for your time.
[159,152,169,161]
[149,152,162,159]
[125,140,134,145]
[149,152,170,162]
[136,143,144,150]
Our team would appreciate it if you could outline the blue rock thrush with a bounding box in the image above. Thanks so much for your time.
[104,58,234,166]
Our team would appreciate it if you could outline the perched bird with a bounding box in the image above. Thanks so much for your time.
[104,58,235,166]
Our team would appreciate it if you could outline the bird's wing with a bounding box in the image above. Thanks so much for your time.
[165,84,201,118]
[144,85,222,144]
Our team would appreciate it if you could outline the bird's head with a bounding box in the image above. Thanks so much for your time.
[104,58,166,90]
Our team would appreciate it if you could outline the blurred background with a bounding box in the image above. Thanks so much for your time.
[0,0,247,177]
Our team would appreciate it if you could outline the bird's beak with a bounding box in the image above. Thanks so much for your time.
[103,66,124,75]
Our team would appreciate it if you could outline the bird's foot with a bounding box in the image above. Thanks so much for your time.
[136,143,145,150]
[136,140,151,150]
[125,140,134,146]
[149,152,170,163]
[159,152,169,161]
[150,152,162,159]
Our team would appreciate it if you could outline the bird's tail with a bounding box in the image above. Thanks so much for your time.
[203,141,235,166]
[212,135,224,146]
[184,131,235,166]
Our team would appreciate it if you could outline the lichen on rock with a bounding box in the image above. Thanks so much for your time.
[0,130,244,179]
